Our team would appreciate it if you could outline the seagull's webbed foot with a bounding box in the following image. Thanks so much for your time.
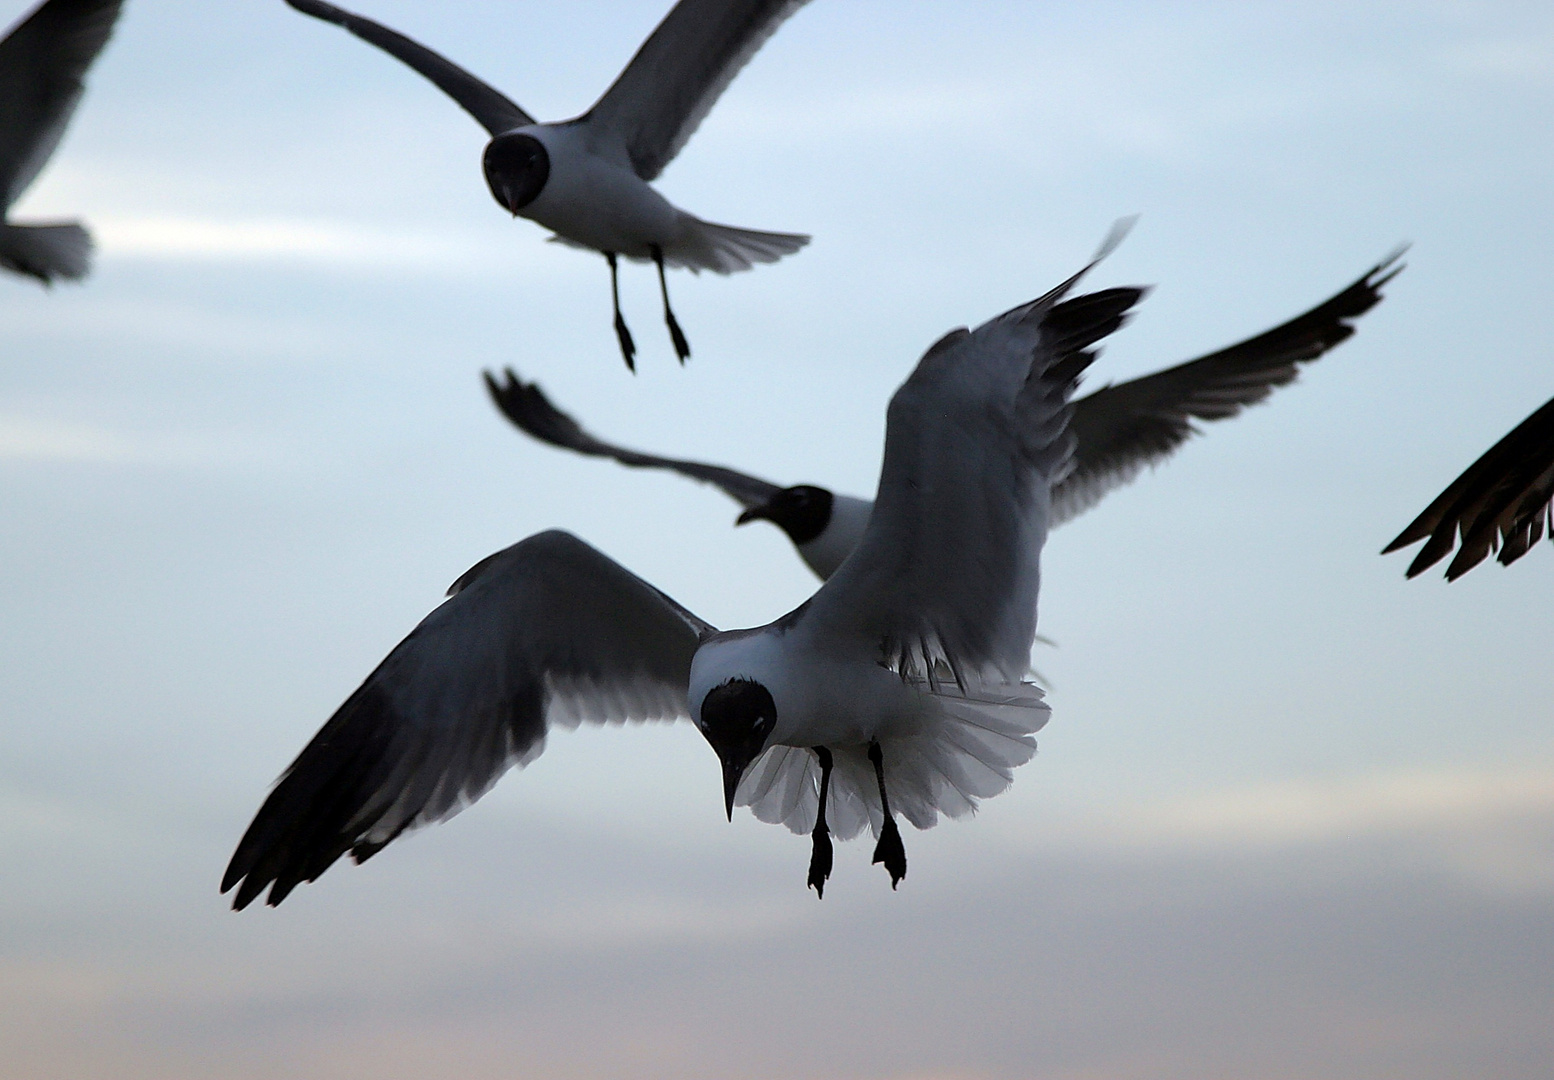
[652,244,691,363]
[606,251,637,372]
[867,740,907,889]
[871,817,906,890]
[807,746,833,898]
[614,312,637,371]
[808,823,833,897]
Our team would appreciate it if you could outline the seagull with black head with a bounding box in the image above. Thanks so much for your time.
[282,0,811,369]
[485,250,1404,579]
[222,232,1140,908]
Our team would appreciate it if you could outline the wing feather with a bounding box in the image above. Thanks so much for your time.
[0,0,122,210]
[1383,393,1554,579]
[801,258,1145,682]
[582,0,812,180]
[222,530,713,909]
[1052,250,1404,525]
[484,368,782,508]
[283,0,534,136]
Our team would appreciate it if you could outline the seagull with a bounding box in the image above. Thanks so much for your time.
[0,0,122,284]
[282,0,812,370]
[222,242,1142,909]
[486,251,1405,580]
[1383,392,1554,580]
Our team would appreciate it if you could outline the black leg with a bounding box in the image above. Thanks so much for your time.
[807,747,833,898]
[868,741,907,889]
[651,244,691,363]
[606,252,636,372]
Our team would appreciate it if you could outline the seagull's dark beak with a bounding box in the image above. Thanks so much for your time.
[722,756,745,821]
[736,502,772,527]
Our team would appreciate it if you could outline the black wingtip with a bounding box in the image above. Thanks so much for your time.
[484,366,532,419]
[482,366,534,427]
[482,367,591,455]
[1360,245,1408,299]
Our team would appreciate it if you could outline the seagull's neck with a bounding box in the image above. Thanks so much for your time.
[797,494,874,579]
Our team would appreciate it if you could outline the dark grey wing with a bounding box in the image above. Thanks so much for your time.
[806,269,1143,683]
[221,530,714,910]
[484,368,781,510]
[0,0,122,210]
[283,0,534,136]
[1383,394,1554,580]
[581,0,811,181]
[1052,250,1405,526]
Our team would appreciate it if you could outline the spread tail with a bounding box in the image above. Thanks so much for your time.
[668,217,809,275]
[735,681,1048,840]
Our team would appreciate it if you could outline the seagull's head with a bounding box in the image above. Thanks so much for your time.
[697,678,777,821]
[482,132,550,216]
[736,485,834,545]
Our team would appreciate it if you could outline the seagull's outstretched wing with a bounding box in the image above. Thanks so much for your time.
[222,530,713,910]
[0,0,121,211]
[282,0,534,136]
[484,368,781,509]
[583,0,811,181]
[804,259,1144,682]
[1383,394,1554,580]
[1052,250,1405,525]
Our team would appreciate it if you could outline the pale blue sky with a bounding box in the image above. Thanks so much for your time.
[3,2,1552,1078]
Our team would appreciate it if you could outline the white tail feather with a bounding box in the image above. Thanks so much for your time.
[667,217,809,275]
[0,222,92,283]
[737,681,1048,840]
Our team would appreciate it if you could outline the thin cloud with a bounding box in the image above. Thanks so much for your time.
[0,413,281,469]
[1099,764,1554,847]
[93,214,509,273]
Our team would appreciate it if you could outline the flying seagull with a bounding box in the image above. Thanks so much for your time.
[1383,392,1554,580]
[222,245,1141,909]
[0,0,122,283]
[282,0,811,370]
[486,251,1404,580]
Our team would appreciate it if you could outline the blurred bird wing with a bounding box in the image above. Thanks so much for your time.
[802,241,1143,683]
[0,0,122,209]
[284,0,535,135]
[221,530,714,909]
[582,0,811,180]
[485,369,782,509]
[1053,249,1405,526]
[1384,393,1554,579]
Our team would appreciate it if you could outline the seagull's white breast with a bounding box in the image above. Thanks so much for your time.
[518,124,685,257]
[797,494,875,579]
[690,626,934,751]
